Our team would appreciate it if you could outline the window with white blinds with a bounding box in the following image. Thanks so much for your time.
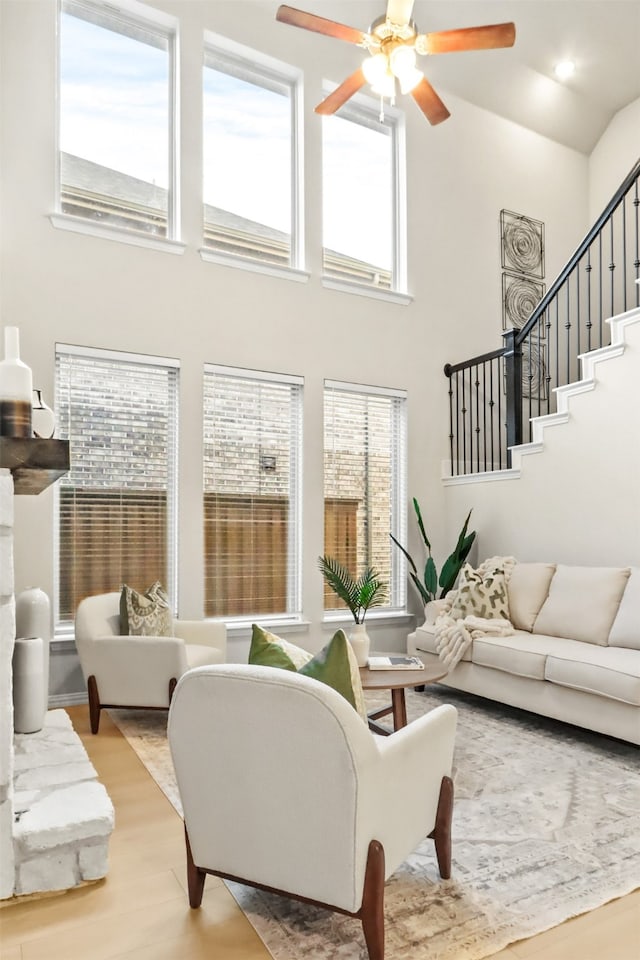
[55,345,179,630]
[323,380,407,614]
[203,365,303,620]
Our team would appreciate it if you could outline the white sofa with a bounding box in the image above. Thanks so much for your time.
[407,563,640,745]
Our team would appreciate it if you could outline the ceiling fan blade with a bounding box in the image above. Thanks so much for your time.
[276,5,365,45]
[385,0,415,28]
[419,22,516,55]
[315,69,367,116]
[411,77,450,125]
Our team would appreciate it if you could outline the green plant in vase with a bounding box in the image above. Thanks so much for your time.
[390,500,476,605]
[318,556,387,666]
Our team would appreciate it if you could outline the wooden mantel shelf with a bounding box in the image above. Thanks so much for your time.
[0,438,70,495]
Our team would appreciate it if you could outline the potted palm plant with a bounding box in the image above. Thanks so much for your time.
[390,499,476,607]
[318,556,387,665]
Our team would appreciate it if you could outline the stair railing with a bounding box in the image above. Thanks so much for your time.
[444,158,640,476]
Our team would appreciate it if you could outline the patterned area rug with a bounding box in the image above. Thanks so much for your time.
[109,687,640,960]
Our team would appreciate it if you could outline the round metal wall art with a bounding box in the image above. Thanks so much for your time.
[500,210,545,279]
[502,273,546,331]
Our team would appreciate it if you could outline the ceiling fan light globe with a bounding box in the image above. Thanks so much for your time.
[398,66,423,94]
[362,52,388,85]
[389,44,416,78]
[371,72,396,99]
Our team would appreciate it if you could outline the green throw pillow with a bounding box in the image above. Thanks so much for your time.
[249,624,314,670]
[120,581,173,637]
[249,625,367,723]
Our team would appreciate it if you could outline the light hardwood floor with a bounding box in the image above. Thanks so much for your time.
[1,706,638,960]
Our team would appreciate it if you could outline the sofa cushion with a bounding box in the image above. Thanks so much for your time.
[608,567,640,650]
[448,562,510,621]
[507,562,556,632]
[545,646,640,706]
[532,565,630,646]
[470,631,565,680]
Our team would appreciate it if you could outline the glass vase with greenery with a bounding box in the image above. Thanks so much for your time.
[317,556,387,623]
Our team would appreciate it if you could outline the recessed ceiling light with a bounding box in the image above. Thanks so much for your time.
[554,60,575,81]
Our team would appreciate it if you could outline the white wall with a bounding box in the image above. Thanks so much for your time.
[442,309,640,567]
[0,0,588,691]
[589,97,640,220]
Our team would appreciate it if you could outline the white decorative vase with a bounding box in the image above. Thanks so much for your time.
[349,623,371,667]
[15,586,51,713]
[12,637,45,733]
[32,389,56,438]
[0,325,33,437]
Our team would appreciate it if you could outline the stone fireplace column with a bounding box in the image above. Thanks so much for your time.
[0,469,15,899]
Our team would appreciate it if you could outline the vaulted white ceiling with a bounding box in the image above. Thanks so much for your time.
[277,1,640,153]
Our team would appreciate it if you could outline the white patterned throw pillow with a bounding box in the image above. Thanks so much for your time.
[448,562,510,621]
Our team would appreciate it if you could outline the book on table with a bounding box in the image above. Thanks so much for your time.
[367,656,425,671]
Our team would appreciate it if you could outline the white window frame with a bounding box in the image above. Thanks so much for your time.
[54,343,180,637]
[323,379,408,620]
[321,87,410,303]
[200,32,306,280]
[203,363,304,625]
[52,0,182,252]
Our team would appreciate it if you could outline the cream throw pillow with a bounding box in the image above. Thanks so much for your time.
[448,563,510,621]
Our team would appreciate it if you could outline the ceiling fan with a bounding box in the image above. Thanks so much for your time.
[276,0,516,125]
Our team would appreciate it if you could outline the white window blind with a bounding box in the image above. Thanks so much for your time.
[55,345,179,630]
[203,365,303,620]
[59,0,177,239]
[323,380,407,613]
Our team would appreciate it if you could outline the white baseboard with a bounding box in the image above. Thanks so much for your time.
[48,692,88,708]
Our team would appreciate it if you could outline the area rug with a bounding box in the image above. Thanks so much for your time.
[108,688,640,960]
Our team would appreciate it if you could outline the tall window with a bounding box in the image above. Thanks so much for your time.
[59,0,177,238]
[55,345,179,630]
[203,36,302,269]
[322,98,406,292]
[203,366,303,620]
[324,380,407,614]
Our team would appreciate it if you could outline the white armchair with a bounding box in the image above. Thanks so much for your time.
[75,592,227,734]
[168,664,457,960]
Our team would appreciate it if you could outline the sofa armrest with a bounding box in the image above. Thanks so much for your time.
[173,620,227,659]
[368,703,457,876]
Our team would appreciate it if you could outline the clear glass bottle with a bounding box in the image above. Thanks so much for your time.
[0,326,33,437]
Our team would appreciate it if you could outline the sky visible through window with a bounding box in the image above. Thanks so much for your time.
[61,12,393,269]
[60,13,169,188]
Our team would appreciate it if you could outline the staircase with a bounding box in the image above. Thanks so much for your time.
[441,295,640,565]
[444,159,640,478]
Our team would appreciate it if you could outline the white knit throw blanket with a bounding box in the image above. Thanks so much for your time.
[435,556,517,672]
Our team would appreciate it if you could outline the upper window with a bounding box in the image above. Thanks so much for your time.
[203,36,302,270]
[55,345,179,631]
[58,0,177,239]
[322,97,406,293]
[203,365,303,621]
[323,380,407,615]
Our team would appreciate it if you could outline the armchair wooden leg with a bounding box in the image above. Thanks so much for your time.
[87,675,101,734]
[360,840,385,960]
[184,825,206,908]
[168,677,177,702]
[430,775,454,879]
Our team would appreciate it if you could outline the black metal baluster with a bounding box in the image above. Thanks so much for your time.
[554,296,559,405]
[575,264,581,358]
[455,371,460,476]
[474,364,480,473]
[565,280,571,384]
[446,366,454,476]
[622,194,627,312]
[482,363,487,471]
[585,249,593,350]
[634,179,640,306]
[503,329,522,465]
[489,360,495,470]
[610,217,615,318]
[497,356,503,468]
[599,232,603,344]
